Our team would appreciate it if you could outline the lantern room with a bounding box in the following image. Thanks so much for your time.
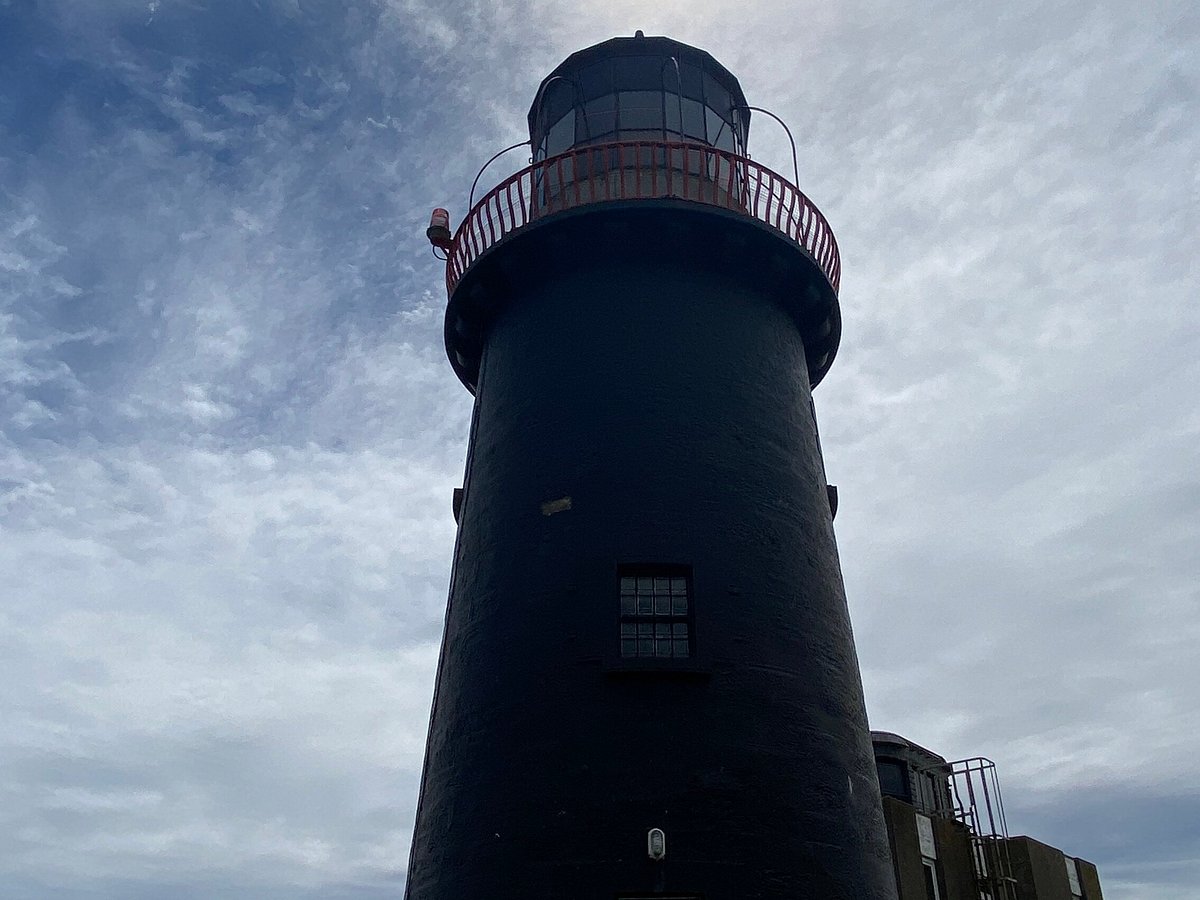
[527,32,752,160]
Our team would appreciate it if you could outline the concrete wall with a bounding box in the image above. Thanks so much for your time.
[1007,835,1073,900]
[881,798,927,900]
[876,800,1110,900]
[931,815,978,900]
[1077,858,1104,899]
[880,797,978,900]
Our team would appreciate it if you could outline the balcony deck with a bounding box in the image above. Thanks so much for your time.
[444,140,840,300]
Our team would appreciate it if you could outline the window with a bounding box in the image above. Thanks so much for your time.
[580,94,617,140]
[679,97,706,140]
[876,758,911,801]
[1065,857,1083,898]
[617,91,664,130]
[545,113,575,156]
[619,567,692,659]
[922,861,941,900]
[917,771,938,813]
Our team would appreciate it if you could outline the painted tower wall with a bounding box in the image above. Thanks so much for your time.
[405,206,895,899]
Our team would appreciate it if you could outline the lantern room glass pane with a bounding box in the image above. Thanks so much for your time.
[713,123,736,154]
[612,55,662,90]
[618,91,663,130]
[681,98,705,140]
[664,97,682,133]
[678,62,703,99]
[702,71,730,111]
[706,107,727,147]
[529,43,750,158]
[578,60,612,100]
[546,113,575,156]
[581,94,617,139]
[540,80,575,132]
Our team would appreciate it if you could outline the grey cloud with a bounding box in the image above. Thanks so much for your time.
[1,0,1197,897]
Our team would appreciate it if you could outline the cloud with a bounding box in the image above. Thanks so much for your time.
[1,0,1197,896]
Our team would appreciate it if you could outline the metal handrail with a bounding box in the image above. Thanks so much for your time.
[444,140,840,297]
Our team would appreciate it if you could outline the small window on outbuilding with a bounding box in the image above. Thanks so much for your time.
[619,566,692,659]
[876,757,911,802]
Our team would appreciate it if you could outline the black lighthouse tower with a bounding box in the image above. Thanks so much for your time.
[409,34,896,900]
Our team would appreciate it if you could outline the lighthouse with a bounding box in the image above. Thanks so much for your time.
[407,33,897,900]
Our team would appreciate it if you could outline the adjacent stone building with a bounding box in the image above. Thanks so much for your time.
[871,731,1104,900]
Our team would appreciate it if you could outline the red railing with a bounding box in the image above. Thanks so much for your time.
[444,140,840,297]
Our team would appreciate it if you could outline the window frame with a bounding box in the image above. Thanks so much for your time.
[618,564,694,660]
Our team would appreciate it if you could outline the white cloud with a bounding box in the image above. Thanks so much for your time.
[2,0,1197,896]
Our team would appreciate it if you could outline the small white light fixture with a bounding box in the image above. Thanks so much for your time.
[647,827,666,861]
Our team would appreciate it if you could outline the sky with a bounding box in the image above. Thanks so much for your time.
[0,0,1196,897]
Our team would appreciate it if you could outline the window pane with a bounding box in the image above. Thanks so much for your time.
[581,94,616,138]
[731,107,746,142]
[706,106,727,147]
[702,72,730,112]
[681,98,705,140]
[664,95,682,132]
[546,113,574,155]
[612,56,661,91]
[714,125,736,154]
[922,862,939,900]
[621,129,663,143]
[576,134,617,151]
[678,62,703,99]
[578,60,612,100]
[877,759,910,800]
[619,566,693,663]
[619,91,663,130]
